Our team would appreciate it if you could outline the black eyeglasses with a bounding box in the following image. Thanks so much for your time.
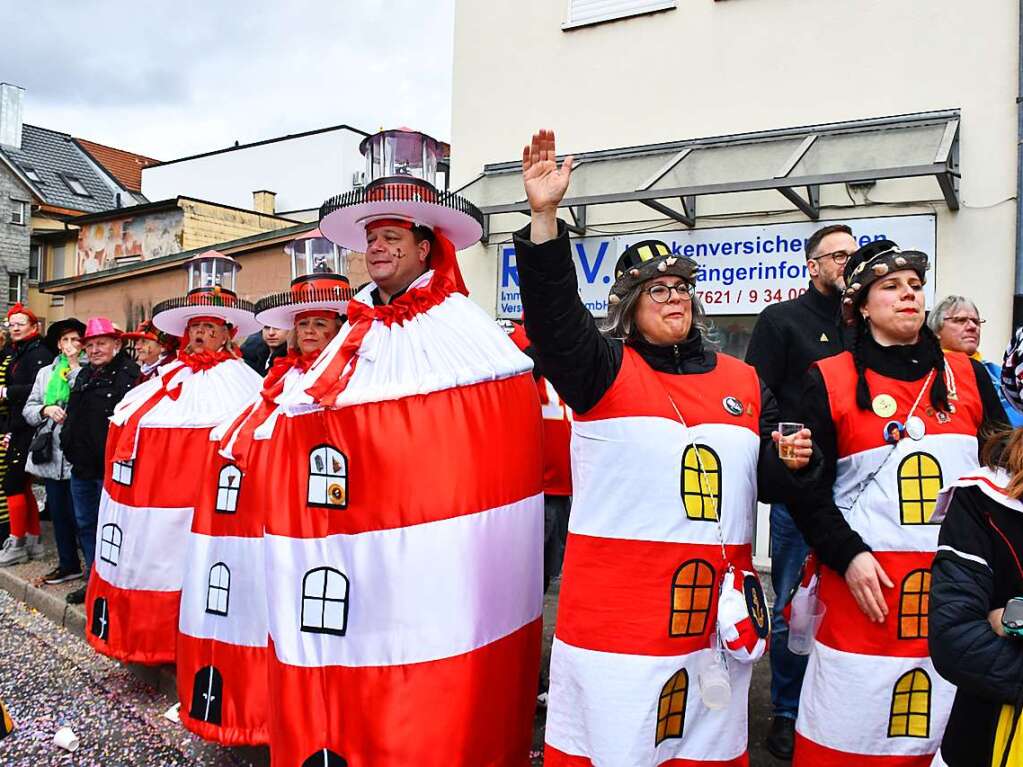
[812,250,852,265]
[644,283,695,303]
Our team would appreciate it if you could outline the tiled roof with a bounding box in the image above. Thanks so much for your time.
[74,138,159,193]
[0,124,117,214]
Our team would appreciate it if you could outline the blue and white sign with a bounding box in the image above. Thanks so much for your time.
[497,214,937,318]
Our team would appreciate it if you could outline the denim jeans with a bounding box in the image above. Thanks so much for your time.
[769,503,810,720]
[69,477,103,574]
[44,479,80,573]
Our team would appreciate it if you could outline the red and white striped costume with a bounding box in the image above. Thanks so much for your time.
[793,351,983,767]
[85,353,262,665]
[545,346,763,767]
[263,270,544,767]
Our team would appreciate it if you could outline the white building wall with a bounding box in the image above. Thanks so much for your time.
[450,0,1019,360]
[141,127,368,218]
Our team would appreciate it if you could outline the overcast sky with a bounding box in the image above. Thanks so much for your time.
[1,0,455,161]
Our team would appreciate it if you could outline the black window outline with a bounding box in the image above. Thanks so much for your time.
[301,749,348,767]
[898,569,931,640]
[90,596,109,640]
[680,444,721,522]
[205,562,230,617]
[215,464,242,514]
[307,444,348,509]
[888,668,931,739]
[300,566,349,636]
[58,173,91,197]
[669,559,715,637]
[112,459,134,486]
[897,452,943,525]
[99,523,123,566]
[189,665,223,725]
[655,668,688,745]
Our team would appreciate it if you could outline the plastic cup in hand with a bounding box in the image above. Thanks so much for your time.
[53,726,80,752]
[697,649,732,709]
[788,593,827,656]
[778,422,803,461]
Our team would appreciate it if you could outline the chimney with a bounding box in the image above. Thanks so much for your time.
[0,83,24,150]
[252,190,276,215]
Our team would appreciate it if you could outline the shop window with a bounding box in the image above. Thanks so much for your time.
[307,445,348,508]
[112,459,134,486]
[888,669,931,738]
[669,559,715,637]
[301,566,349,636]
[898,453,943,525]
[898,569,931,639]
[301,750,348,767]
[681,444,720,521]
[189,666,223,725]
[215,464,242,514]
[206,563,230,616]
[655,668,688,745]
[99,523,123,566]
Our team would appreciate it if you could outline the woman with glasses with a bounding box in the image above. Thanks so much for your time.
[514,129,816,766]
[787,243,1008,765]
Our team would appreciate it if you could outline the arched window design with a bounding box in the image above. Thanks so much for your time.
[898,453,943,525]
[888,669,931,738]
[112,459,134,486]
[189,666,223,725]
[680,445,721,522]
[206,563,230,616]
[99,523,123,566]
[301,567,349,636]
[215,464,242,514]
[90,597,109,640]
[898,569,931,639]
[307,445,348,508]
[669,560,715,637]
[655,668,688,745]
[301,750,348,767]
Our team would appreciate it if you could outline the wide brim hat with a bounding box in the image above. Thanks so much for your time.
[152,294,261,337]
[44,317,86,350]
[318,181,484,251]
[841,239,930,325]
[82,316,121,341]
[255,277,353,330]
[609,240,698,304]
[123,319,178,350]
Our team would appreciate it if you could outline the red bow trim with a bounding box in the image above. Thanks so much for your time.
[304,275,454,407]
[177,348,237,372]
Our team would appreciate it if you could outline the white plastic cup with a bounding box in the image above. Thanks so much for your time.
[53,726,80,752]
[697,651,732,710]
[788,594,827,656]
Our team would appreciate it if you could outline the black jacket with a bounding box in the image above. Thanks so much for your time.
[241,332,287,376]
[60,350,140,480]
[5,335,54,438]
[788,334,1008,574]
[514,222,817,504]
[930,484,1023,766]
[745,282,849,420]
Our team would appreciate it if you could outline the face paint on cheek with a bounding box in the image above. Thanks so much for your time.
[394,247,405,260]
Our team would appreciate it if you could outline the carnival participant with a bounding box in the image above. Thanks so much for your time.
[0,327,12,541]
[264,128,543,767]
[124,320,178,383]
[174,231,350,746]
[83,251,261,664]
[241,325,288,375]
[787,240,1007,765]
[0,304,53,567]
[514,129,813,766]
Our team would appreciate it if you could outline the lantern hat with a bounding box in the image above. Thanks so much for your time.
[152,250,260,336]
[255,228,354,329]
[319,128,484,251]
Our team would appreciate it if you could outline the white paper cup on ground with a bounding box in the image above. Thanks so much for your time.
[788,597,827,656]
[53,726,80,752]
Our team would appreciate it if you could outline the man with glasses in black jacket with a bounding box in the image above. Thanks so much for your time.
[745,223,856,759]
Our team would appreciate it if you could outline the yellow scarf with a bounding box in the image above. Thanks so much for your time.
[992,704,1023,766]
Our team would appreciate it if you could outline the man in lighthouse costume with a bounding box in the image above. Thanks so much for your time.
[262,128,544,767]
[85,251,262,664]
[175,230,351,746]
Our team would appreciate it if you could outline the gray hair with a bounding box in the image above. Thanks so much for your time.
[599,282,712,344]
[927,294,980,334]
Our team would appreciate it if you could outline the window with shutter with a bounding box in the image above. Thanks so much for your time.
[564,0,676,30]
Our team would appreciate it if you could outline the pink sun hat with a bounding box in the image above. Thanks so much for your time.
[82,316,121,341]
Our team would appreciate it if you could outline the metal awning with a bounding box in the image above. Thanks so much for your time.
[456,110,960,241]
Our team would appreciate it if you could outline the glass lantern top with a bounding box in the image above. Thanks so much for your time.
[286,229,348,282]
[185,251,240,295]
[360,127,444,186]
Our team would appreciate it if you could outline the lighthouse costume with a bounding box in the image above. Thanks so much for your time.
[262,129,544,767]
[788,244,1006,766]
[85,251,262,665]
[174,231,352,746]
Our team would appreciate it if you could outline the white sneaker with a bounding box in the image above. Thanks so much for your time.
[0,536,28,567]
[25,534,44,560]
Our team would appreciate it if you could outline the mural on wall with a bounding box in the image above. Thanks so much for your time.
[77,210,184,275]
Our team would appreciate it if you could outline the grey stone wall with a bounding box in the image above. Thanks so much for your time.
[0,165,32,314]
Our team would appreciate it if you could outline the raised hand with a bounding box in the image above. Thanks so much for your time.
[522,129,573,244]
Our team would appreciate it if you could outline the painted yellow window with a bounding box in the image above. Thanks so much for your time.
[888,669,931,738]
[655,668,688,745]
[669,560,715,637]
[897,453,943,525]
[898,569,931,639]
[681,444,721,522]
